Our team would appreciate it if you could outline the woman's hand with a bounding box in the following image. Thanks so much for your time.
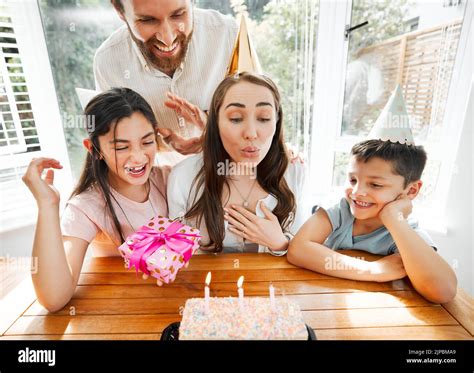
[22,157,63,207]
[285,142,305,164]
[224,201,288,251]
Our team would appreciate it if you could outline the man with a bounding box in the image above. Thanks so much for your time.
[94,0,238,160]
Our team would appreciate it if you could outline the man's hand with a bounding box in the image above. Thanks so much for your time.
[285,142,305,164]
[158,92,207,155]
[158,128,203,155]
[164,92,207,130]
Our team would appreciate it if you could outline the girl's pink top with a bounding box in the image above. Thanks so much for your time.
[61,166,170,257]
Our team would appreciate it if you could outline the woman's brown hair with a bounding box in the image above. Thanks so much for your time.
[185,72,295,252]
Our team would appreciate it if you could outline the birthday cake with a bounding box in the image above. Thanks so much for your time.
[179,296,308,340]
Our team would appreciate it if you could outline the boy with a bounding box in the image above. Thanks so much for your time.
[288,87,457,304]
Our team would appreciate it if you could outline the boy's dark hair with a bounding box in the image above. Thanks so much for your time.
[351,139,427,187]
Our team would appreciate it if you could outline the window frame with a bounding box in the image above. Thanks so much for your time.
[309,0,352,198]
[0,0,73,233]
[308,0,472,233]
[2,0,471,234]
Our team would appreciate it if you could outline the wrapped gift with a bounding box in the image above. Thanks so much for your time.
[118,216,201,284]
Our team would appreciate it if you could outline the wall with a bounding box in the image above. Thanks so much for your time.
[429,78,473,295]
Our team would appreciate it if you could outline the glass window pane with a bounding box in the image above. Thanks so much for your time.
[332,152,350,187]
[38,0,122,177]
[40,0,320,178]
[335,0,467,211]
[415,158,441,205]
[342,0,465,142]
[196,0,320,154]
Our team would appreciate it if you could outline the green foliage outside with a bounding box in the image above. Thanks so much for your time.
[39,0,412,178]
[38,0,121,177]
[350,0,413,56]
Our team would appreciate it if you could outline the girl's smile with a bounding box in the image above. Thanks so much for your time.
[98,111,158,190]
[124,163,148,178]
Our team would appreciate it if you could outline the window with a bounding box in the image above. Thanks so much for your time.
[0,4,40,233]
[38,0,121,179]
[34,0,470,231]
[0,1,72,233]
[38,0,319,178]
[0,12,41,153]
[309,0,469,226]
[198,0,319,158]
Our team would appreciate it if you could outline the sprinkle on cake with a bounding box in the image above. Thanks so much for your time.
[179,296,308,340]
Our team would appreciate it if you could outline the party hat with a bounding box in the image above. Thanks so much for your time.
[226,15,262,75]
[368,84,415,145]
[76,88,100,110]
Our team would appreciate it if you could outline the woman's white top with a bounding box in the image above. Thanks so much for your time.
[167,153,308,254]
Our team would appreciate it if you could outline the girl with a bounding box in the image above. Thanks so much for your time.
[22,88,170,312]
[167,72,307,254]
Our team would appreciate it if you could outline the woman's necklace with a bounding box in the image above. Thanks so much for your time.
[115,180,157,232]
[228,177,257,208]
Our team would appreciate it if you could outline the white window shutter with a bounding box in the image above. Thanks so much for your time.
[0,0,73,233]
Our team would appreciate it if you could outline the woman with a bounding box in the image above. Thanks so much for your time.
[168,72,307,254]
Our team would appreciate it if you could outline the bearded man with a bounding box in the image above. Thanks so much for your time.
[94,0,238,159]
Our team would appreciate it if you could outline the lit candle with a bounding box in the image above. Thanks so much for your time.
[269,283,275,309]
[205,272,211,312]
[237,275,244,310]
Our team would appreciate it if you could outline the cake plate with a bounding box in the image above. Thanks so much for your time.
[161,322,317,340]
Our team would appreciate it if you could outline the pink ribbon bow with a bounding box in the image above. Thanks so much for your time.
[127,220,200,275]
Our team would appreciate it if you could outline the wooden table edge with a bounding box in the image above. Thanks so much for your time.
[441,288,474,336]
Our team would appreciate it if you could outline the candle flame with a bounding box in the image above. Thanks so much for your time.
[237,275,244,288]
[205,271,212,286]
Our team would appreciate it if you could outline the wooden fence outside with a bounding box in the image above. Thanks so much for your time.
[352,18,463,142]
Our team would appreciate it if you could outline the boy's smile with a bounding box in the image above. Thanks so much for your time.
[344,156,407,225]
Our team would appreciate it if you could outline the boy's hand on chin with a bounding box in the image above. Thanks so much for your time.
[379,194,413,224]
[370,253,407,282]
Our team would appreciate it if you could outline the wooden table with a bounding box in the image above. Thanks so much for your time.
[1,251,473,340]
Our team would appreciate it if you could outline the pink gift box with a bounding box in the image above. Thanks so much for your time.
[118,216,201,284]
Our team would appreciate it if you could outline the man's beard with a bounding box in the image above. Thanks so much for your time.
[130,28,193,74]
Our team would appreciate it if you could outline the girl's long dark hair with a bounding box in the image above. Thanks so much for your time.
[185,73,296,252]
[70,87,158,243]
